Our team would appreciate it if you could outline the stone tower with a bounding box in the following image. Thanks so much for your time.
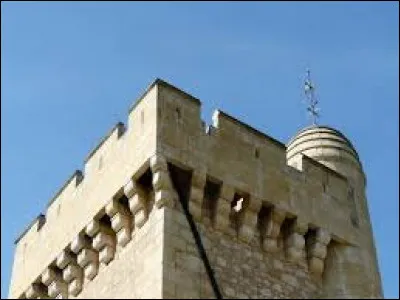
[9,79,382,299]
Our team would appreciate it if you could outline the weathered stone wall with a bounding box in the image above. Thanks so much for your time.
[163,207,321,299]
[8,84,159,299]
[156,84,355,244]
[157,81,382,299]
[75,205,165,299]
[9,79,382,299]
[11,171,170,299]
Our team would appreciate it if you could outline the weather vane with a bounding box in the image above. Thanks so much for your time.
[304,69,320,126]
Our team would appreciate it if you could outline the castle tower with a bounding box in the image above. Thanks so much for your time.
[8,79,383,299]
[287,126,383,298]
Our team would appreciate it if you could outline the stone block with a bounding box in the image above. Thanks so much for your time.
[152,171,169,191]
[150,155,167,172]
[291,217,308,235]
[25,283,46,299]
[155,190,173,208]
[214,216,230,231]
[77,248,98,268]
[62,264,82,283]
[134,209,148,228]
[47,280,67,298]
[111,212,131,232]
[68,278,82,296]
[287,247,303,262]
[190,187,203,203]
[309,242,327,259]
[287,233,305,248]
[84,263,99,280]
[123,179,136,199]
[216,198,231,214]
[238,225,254,243]
[219,184,235,201]
[242,211,258,227]
[281,273,298,287]
[99,246,115,265]
[316,228,331,245]
[105,199,123,217]
[41,268,57,286]
[116,228,132,247]
[309,257,324,274]
[56,251,74,270]
[85,220,100,237]
[70,234,90,254]
[265,221,280,237]
[129,193,145,215]
[270,207,286,223]
[93,231,115,250]
[188,201,202,221]
[263,238,278,252]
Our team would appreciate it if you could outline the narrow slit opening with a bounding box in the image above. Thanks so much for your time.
[167,163,192,211]
[257,204,271,245]
[137,168,154,216]
[117,193,130,210]
[278,217,295,248]
[99,214,112,229]
[230,192,249,232]
[304,228,317,260]
[202,178,221,224]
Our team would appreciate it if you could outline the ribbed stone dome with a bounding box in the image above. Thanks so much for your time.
[286,125,363,173]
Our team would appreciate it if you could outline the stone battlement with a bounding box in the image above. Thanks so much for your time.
[9,79,369,299]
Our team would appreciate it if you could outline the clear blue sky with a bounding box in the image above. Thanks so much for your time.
[1,2,398,298]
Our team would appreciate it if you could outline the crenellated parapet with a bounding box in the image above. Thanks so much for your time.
[17,153,339,298]
[17,153,178,299]
[10,79,379,299]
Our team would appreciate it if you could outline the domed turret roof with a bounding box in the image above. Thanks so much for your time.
[286,125,362,170]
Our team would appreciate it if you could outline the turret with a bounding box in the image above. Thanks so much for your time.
[287,125,383,298]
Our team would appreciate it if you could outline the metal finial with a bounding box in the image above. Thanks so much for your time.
[304,69,320,126]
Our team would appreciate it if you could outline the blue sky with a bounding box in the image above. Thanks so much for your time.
[1,2,398,298]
